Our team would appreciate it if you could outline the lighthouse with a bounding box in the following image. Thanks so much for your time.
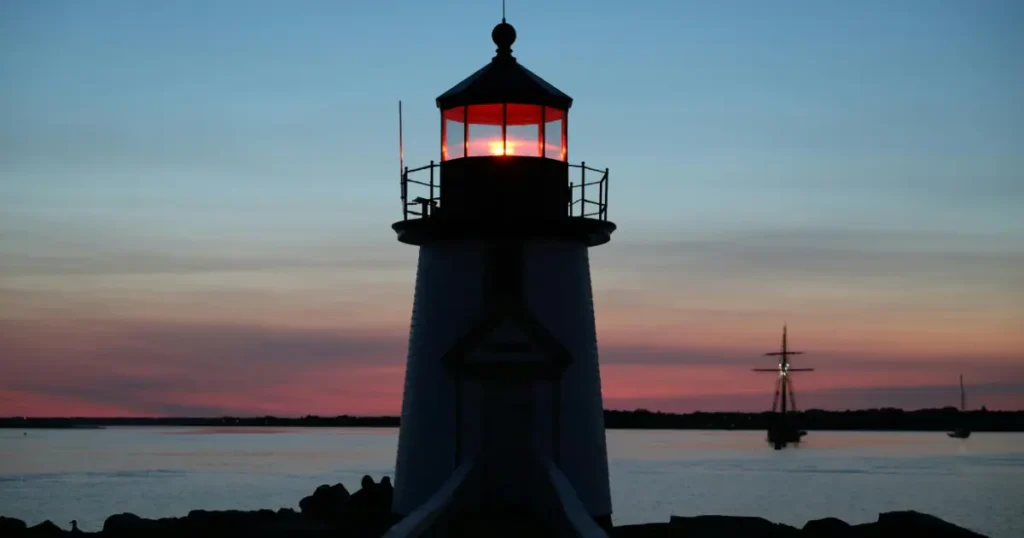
[390,16,616,528]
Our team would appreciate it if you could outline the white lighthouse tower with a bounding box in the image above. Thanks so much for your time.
[390,17,616,530]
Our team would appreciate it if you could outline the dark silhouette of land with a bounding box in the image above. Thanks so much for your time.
[2,407,1022,431]
[603,407,1023,432]
[0,476,989,537]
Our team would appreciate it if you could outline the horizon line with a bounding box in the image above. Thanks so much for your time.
[3,406,1019,421]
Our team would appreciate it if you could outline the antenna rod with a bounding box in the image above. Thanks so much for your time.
[398,100,404,177]
[502,0,506,21]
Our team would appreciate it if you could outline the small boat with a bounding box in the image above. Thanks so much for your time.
[947,428,970,439]
[947,374,971,439]
[755,326,814,449]
[767,424,806,446]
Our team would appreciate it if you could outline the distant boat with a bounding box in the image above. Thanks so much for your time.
[767,423,806,446]
[947,374,971,439]
[753,325,814,449]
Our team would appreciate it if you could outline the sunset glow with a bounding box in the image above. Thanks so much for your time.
[488,139,515,156]
[1,1,1022,417]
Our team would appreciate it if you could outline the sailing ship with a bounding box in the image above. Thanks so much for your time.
[947,374,971,439]
[753,326,813,449]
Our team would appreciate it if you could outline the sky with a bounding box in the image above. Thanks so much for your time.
[1,0,1022,416]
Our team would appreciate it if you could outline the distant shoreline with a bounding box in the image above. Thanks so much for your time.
[3,408,1022,432]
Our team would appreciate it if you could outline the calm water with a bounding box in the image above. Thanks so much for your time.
[1,428,1021,537]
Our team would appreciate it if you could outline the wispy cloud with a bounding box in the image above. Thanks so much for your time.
[1,317,1020,416]
[0,319,407,416]
[591,227,1024,358]
[597,227,1023,286]
[0,216,415,279]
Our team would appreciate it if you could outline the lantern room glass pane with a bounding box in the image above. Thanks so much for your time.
[467,104,503,157]
[443,104,567,160]
[442,107,465,161]
[544,106,567,161]
[505,103,542,157]
[443,121,464,161]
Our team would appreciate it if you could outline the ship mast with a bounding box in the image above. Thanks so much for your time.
[960,374,966,412]
[753,325,814,415]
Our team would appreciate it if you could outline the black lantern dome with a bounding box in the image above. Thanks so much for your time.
[436,20,572,110]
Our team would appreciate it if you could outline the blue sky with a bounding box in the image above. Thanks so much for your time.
[1,0,1022,414]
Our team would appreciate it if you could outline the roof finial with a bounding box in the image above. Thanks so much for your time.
[502,0,506,22]
[491,12,516,59]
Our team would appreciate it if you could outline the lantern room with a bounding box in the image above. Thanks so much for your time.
[395,18,612,241]
[437,19,572,164]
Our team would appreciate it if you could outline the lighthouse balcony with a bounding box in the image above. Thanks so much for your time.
[400,159,609,221]
[395,157,610,244]
[395,158,614,246]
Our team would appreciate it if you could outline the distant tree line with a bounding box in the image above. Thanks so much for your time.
[603,407,1023,431]
[2,407,1022,431]
[0,415,399,429]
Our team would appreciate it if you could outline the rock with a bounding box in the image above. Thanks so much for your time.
[0,517,27,533]
[378,477,394,509]
[669,515,799,537]
[852,511,987,538]
[802,517,854,537]
[103,513,165,535]
[342,475,400,536]
[0,481,988,538]
[92,479,396,536]
[102,508,333,537]
[26,520,64,537]
[299,483,351,522]
[344,476,390,514]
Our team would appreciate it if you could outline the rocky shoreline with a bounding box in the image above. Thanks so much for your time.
[0,475,987,537]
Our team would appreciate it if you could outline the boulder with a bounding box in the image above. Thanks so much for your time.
[852,511,987,538]
[342,475,401,535]
[299,483,350,522]
[0,517,27,534]
[802,517,854,537]
[25,520,64,537]
[103,513,164,534]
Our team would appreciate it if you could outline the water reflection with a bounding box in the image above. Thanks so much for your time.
[606,430,1019,461]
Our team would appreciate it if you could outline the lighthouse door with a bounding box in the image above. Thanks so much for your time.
[479,379,539,510]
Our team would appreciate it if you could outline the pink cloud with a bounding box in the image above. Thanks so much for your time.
[2,316,1021,416]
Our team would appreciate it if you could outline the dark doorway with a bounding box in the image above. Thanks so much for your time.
[479,379,538,511]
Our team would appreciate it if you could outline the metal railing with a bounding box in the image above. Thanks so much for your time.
[383,460,478,538]
[542,458,610,538]
[401,161,440,221]
[567,162,609,220]
[399,160,610,222]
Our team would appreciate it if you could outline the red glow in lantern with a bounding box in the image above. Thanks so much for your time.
[487,138,525,156]
[441,104,567,162]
